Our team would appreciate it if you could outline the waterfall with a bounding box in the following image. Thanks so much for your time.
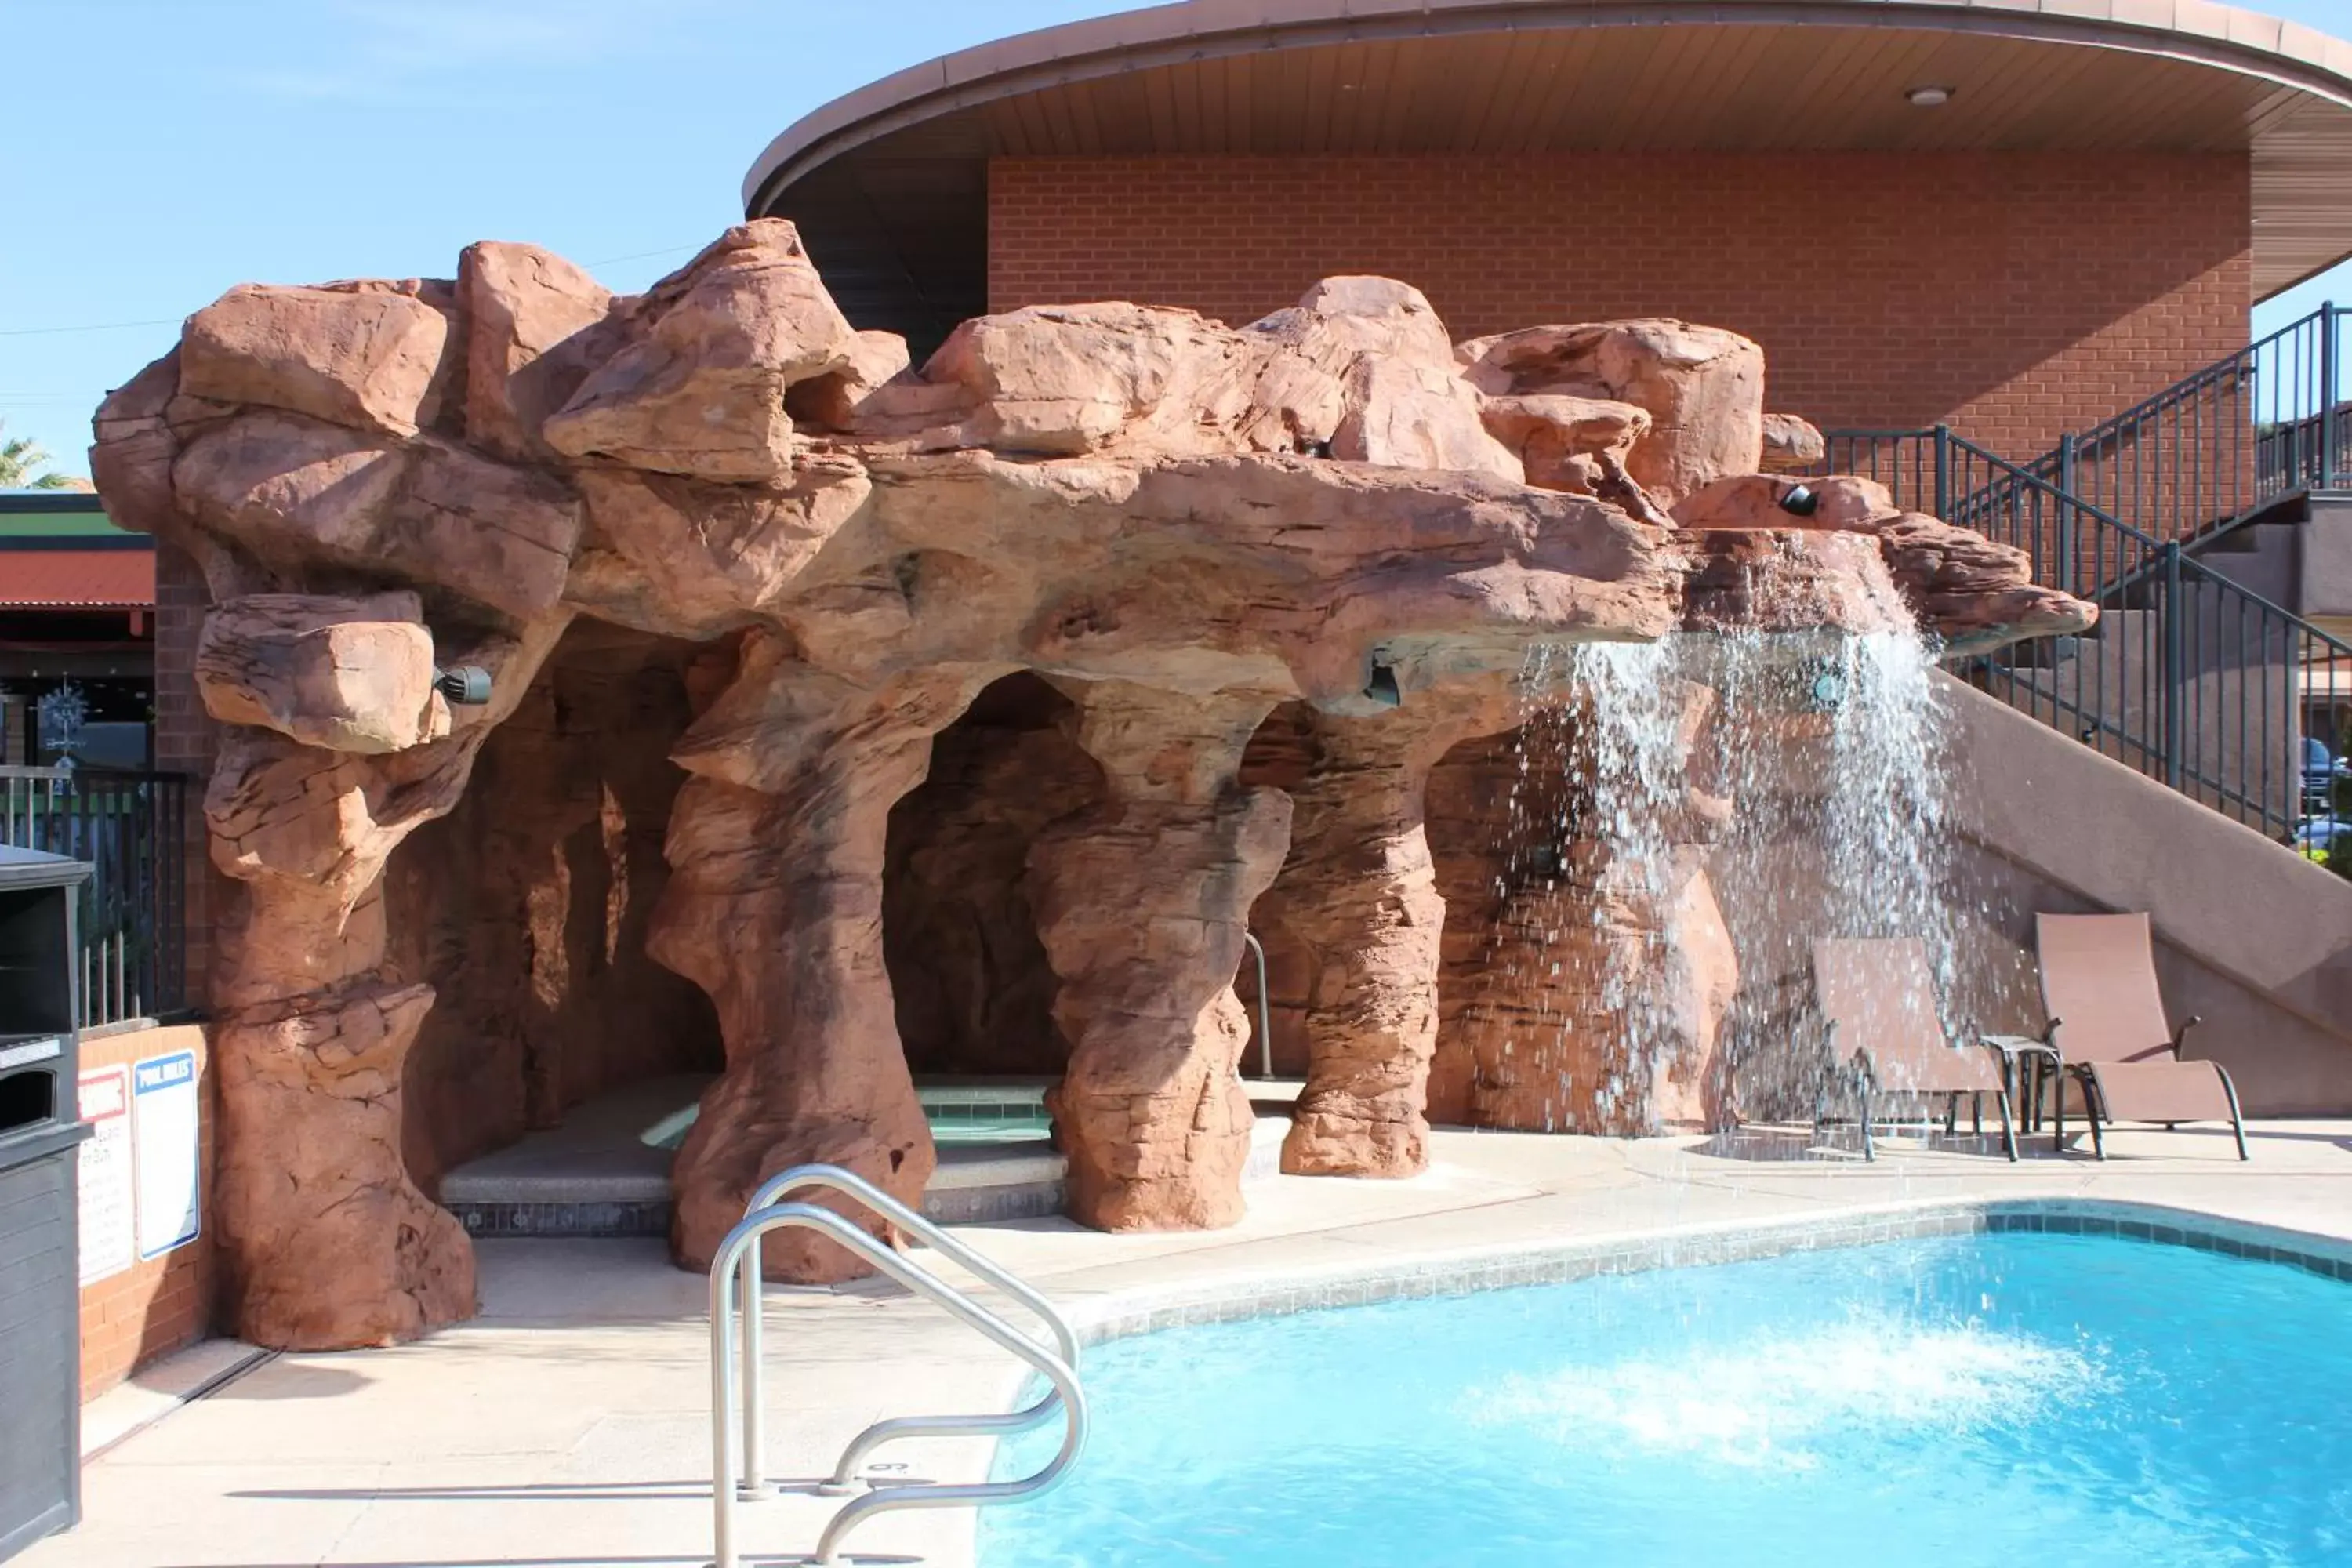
[1475,622,1960,1134]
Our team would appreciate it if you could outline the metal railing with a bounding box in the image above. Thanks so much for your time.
[1809,431,2352,841]
[1828,307,2352,594]
[1816,426,2131,593]
[1975,538,2351,842]
[2026,303,2351,555]
[1,764,193,1025]
[1240,930,1272,1079]
[710,1163,1086,1568]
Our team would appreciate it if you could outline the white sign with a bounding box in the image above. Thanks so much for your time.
[77,1065,135,1287]
[132,1050,200,1260]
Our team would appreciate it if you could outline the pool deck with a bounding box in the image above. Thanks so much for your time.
[32,1118,2352,1568]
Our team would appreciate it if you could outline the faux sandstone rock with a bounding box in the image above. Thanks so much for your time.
[652,636,970,1279]
[197,592,449,753]
[214,978,474,1348]
[783,329,914,433]
[1254,696,1519,1178]
[568,457,869,633]
[1033,683,1291,1229]
[1425,684,1737,1136]
[1761,412,1827,473]
[1478,394,1650,493]
[1681,528,1914,640]
[1875,512,2100,654]
[89,351,186,539]
[182,281,458,438]
[1256,277,1520,481]
[1333,356,1523,481]
[1671,473,1898,534]
[174,410,582,618]
[1459,320,1765,505]
[459,241,627,463]
[544,220,855,480]
[910,302,1261,456]
[855,276,1518,480]
[93,224,2102,1341]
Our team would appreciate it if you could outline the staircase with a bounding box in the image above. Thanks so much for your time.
[1820,307,2352,844]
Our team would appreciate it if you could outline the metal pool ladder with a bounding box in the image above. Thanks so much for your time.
[708,1163,1087,1568]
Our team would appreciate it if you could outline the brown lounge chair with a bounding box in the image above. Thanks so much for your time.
[1811,937,2023,1161]
[2034,912,2249,1160]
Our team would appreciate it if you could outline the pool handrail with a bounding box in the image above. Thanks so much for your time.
[710,1192,1087,1568]
[1242,930,1272,1079]
[731,1163,1079,1502]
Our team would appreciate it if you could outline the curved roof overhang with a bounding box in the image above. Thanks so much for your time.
[745,1,2352,347]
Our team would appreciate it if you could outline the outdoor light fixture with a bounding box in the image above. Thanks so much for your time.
[434,665,494,706]
[1778,483,1820,517]
[1907,85,1954,107]
[1364,659,1403,707]
[1802,663,1848,711]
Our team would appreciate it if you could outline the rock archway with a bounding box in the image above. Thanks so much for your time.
[882,672,1102,1080]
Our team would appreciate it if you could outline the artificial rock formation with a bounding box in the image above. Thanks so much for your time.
[1425,684,1740,1136]
[93,216,2094,1342]
[1251,697,1515,1178]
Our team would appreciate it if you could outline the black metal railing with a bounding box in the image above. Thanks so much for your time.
[1831,306,2351,595]
[1974,543,2351,843]
[1814,426,2112,593]
[1809,429,2350,842]
[1,764,194,1027]
[2026,304,2351,555]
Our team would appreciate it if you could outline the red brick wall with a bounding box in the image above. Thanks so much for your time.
[988,152,2252,462]
[75,1022,215,1399]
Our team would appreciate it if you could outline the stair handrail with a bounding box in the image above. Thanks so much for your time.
[1817,425,2347,840]
[2005,303,2346,574]
[710,1192,1086,1568]
[1828,304,2349,600]
[2059,303,2336,474]
[731,1163,1080,1509]
[1974,533,2350,840]
[1817,425,2165,593]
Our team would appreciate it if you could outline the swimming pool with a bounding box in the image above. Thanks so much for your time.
[985,1231,2352,1566]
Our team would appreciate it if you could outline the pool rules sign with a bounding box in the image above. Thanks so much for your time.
[75,1048,202,1285]
[76,1066,135,1286]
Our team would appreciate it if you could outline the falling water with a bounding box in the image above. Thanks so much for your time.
[1477,620,1965,1135]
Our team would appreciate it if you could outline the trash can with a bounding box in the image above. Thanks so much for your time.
[0,844,93,1563]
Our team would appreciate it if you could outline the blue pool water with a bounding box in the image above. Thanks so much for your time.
[985,1233,2352,1566]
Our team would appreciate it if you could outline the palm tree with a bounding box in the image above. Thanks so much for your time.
[0,421,83,489]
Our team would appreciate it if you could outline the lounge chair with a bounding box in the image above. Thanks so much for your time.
[2034,912,2249,1160]
[1810,937,2023,1161]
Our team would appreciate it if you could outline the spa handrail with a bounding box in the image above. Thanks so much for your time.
[731,1163,1080,1504]
[1242,930,1272,1079]
[709,1195,1087,1568]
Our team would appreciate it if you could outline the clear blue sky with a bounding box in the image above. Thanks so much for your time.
[7,0,2352,481]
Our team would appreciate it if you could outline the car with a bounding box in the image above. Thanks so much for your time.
[2305,738,2350,810]
[2294,815,2348,853]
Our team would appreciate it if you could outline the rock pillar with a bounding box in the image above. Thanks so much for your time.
[652,640,980,1280]
[1259,708,1486,1178]
[1030,683,1292,1230]
[204,612,564,1348]
[1427,679,1738,1135]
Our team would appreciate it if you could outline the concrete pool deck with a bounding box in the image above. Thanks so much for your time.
[31,1118,2352,1568]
